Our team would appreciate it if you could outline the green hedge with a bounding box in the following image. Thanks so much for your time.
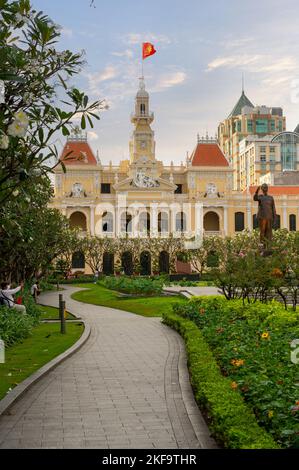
[101,275,165,295]
[162,310,278,449]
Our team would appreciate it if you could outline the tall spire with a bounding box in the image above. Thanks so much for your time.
[242,72,244,94]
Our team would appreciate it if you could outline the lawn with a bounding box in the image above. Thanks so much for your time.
[0,320,84,400]
[38,304,75,320]
[72,283,186,317]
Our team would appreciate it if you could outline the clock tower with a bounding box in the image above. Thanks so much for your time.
[129,77,156,163]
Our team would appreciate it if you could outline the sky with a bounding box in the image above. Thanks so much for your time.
[32,0,299,165]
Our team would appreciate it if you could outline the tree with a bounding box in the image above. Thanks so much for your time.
[80,236,114,274]
[0,0,106,204]
[0,176,79,281]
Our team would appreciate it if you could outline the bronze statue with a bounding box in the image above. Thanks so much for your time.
[253,183,276,245]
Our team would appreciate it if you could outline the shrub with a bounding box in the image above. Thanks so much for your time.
[172,296,299,448]
[101,275,164,295]
[162,311,278,449]
[0,306,36,347]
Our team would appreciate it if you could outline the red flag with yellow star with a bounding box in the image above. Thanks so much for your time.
[142,42,156,59]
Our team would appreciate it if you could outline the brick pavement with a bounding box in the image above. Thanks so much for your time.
[0,286,217,449]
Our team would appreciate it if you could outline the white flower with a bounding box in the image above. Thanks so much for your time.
[13,190,19,197]
[0,133,9,149]
[15,111,29,128]
[7,121,27,138]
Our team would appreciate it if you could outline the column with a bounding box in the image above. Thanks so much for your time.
[247,200,252,230]
[150,203,158,238]
[170,205,177,237]
[90,205,95,236]
[132,208,139,237]
[223,205,228,236]
[195,202,203,237]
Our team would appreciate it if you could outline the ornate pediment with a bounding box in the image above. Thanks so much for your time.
[113,173,176,192]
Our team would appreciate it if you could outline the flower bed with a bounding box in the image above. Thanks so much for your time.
[162,310,277,448]
[171,296,299,448]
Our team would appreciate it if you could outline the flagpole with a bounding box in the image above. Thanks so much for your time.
[141,44,144,78]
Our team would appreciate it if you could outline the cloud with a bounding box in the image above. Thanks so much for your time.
[123,32,171,46]
[111,49,134,59]
[86,65,119,96]
[61,27,73,38]
[222,37,255,49]
[87,131,99,141]
[153,71,187,91]
[97,65,118,82]
[207,55,263,71]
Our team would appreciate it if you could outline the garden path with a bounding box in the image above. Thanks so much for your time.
[0,286,217,449]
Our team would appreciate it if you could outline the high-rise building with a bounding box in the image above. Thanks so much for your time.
[218,89,286,190]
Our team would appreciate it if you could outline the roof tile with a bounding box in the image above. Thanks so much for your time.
[60,140,98,165]
[190,143,229,167]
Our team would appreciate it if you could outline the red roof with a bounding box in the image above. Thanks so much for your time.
[190,143,229,167]
[248,186,299,195]
[60,140,97,165]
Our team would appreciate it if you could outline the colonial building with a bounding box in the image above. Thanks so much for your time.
[51,79,299,273]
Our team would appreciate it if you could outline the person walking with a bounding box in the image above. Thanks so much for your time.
[94,268,99,284]
[0,281,26,313]
[31,281,41,303]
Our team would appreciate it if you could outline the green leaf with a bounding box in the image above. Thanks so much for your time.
[62,126,70,136]
[60,161,67,173]
[83,95,88,107]
[0,73,25,83]
[57,74,67,90]
[81,114,86,130]
[38,127,44,143]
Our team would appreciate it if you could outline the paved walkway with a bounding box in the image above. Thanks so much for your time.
[0,286,216,449]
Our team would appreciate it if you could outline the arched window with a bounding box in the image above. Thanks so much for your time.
[140,251,151,275]
[103,252,114,275]
[140,103,145,115]
[121,251,133,275]
[159,251,170,274]
[72,251,85,269]
[121,212,132,233]
[69,211,87,231]
[274,214,281,230]
[176,212,186,232]
[289,214,296,231]
[203,211,220,232]
[158,212,169,233]
[102,211,113,233]
[139,212,150,233]
[253,214,259,229]
[235,212,245,232]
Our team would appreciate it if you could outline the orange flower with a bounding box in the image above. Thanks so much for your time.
[271,268,283,278]
[231,381,238,390]
[199,308,205,315]
[261,332,270,340]
[231,359,244,367]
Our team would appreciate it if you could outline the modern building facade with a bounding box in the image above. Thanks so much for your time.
[218,90,286,190]
[51,79,299,273]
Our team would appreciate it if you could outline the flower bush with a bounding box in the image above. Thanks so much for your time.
[172,296,299,448]
[0,0,104,204]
